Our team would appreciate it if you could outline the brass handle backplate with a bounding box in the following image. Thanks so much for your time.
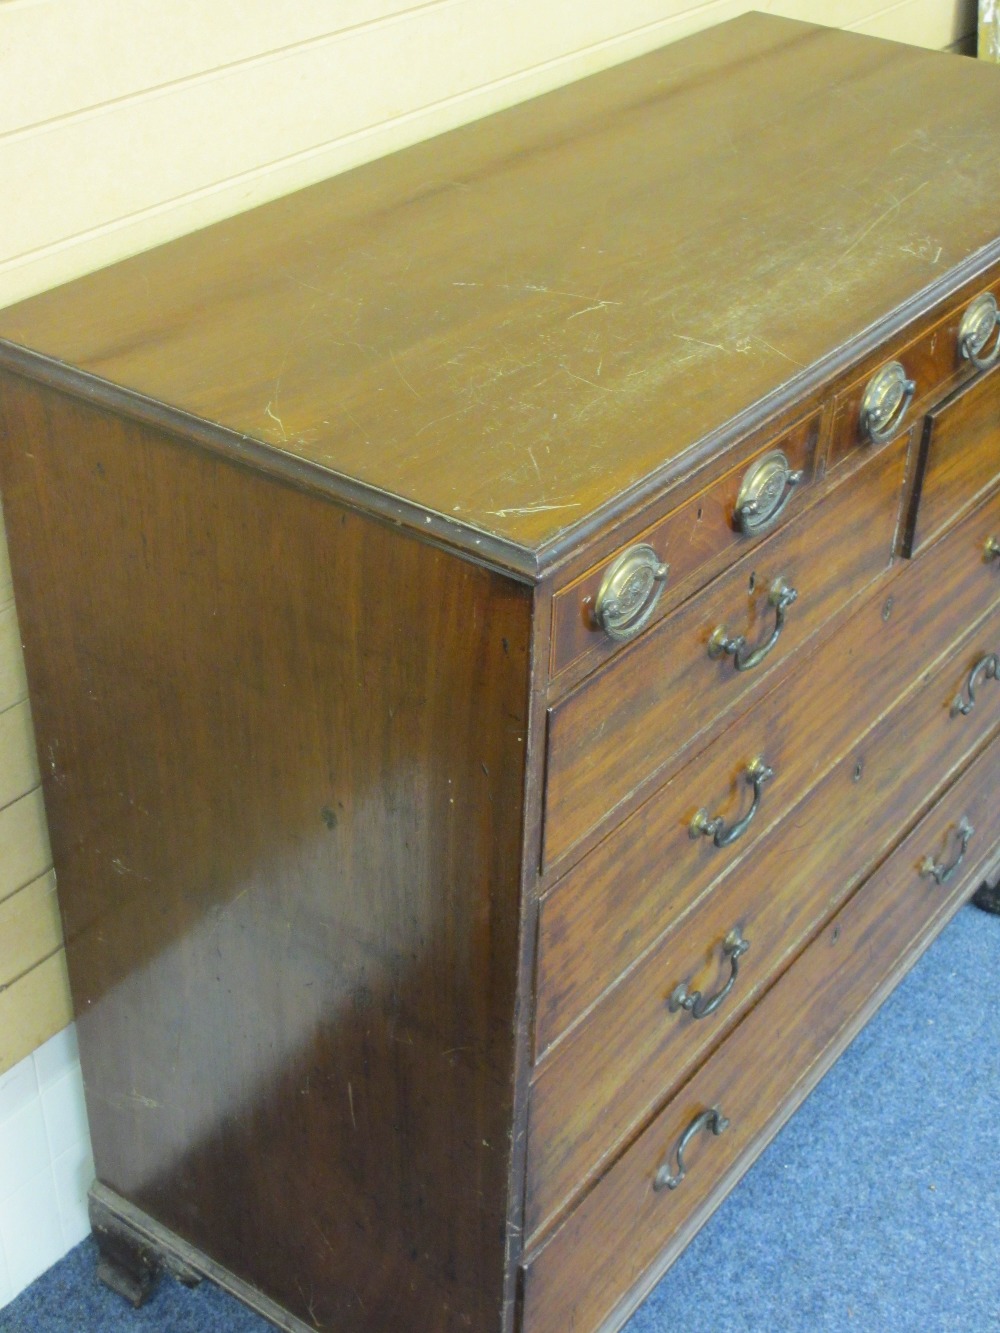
[734,450,804,537]
[986,537,1000,565]
[594,543,669,642]
[690,758,773,847]
[653,1107,729,1192]
[709,578,797,672]
[920,817,974,886]
[669,927,750,1021]
[859,361,915,445]
[951,653,999,718]
[959,293,1000,371]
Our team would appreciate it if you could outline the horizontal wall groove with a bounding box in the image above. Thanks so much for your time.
[0,0,738,276]
[0,0,460,146]
[0,779,40,820]
[0,943,61,997]
[0,865,55,911]
[845,0,977,38]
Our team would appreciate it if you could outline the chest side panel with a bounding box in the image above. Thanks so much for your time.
[0,371,533,1333]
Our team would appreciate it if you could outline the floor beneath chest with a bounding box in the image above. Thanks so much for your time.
[3,903,998,1333]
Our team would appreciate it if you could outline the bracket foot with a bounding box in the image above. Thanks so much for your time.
[90,1191,161,1308]
[972,875,1000,916]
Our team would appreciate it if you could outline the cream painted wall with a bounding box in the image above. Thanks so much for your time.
[0,0,979,1074]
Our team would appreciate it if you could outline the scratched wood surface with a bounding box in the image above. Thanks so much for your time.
[2,14,1000,560]
[520,730,1000,1333]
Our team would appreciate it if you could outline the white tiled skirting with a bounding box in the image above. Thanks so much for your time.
[0,1024,94,1307]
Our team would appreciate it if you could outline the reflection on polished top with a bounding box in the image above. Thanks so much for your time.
[3,15,1000,566]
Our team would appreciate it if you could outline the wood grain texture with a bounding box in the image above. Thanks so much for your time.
[0,3,974,310]
[3,0,726,267]
[0,373,533,1333]
[2,16,1000,558]
[528,591,1000,1238]
[543,436,907,870]
[521,732,1000,1333]
[907,359,1000,555]
[0,15,996,1330]
[535,482,1000,1057]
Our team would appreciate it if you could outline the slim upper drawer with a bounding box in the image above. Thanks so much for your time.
[520,731,1000,1333]
[904,360,1000,558]
[549,412,821,683]
[827,283,1000,473]
[541,436,907,872]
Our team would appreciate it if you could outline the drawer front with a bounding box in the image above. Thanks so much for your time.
[535,485,1000,1058]
[543,436,908,871]
[827,282,1000,473]
[527,596,1000,1238]
[521,739,1000,1333]
[905,362,1000,558]
[549,413,821,682]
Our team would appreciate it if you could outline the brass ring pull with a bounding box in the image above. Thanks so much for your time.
[669,927,749,1021]
[709,578,797,672]
[985,537,1000,565]
[734,450,804,536]
[959,293,1000,371]
[653,1107,729,1192]
[920,817,974,886]
[951,653,999,718]
[690,758,773,847]
[859,362,916,445]
[594,544,670,642]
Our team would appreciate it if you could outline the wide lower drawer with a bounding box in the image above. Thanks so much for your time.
[535,485,1000,1056]
[526,592,1000,1238]
[905,359,1000,558]
[542,436,907,871]
[520,738,1000,1333]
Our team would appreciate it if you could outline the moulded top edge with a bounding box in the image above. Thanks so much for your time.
[2,14,1000,566]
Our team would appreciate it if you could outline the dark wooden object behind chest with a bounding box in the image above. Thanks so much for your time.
[2,14,1000,1333]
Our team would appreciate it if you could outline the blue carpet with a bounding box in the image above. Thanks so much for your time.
[3,903,999,1332]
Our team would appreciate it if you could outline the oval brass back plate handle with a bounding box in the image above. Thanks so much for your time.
[653,1107,729,1192]
[669,926,750,1020]
[959,292,1000,371]
[951,653,999,718]
[986,537,1000,565]
[859,361,915,445]
[734,450,804,537]
[690,757,773,847]
[920,817,974,886]
[593,543,669,642]
[709,578,797,672]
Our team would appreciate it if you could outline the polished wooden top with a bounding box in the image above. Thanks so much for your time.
[3,14,1000,569]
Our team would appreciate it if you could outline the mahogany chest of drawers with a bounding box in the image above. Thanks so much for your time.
[2,14,1000,1333]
